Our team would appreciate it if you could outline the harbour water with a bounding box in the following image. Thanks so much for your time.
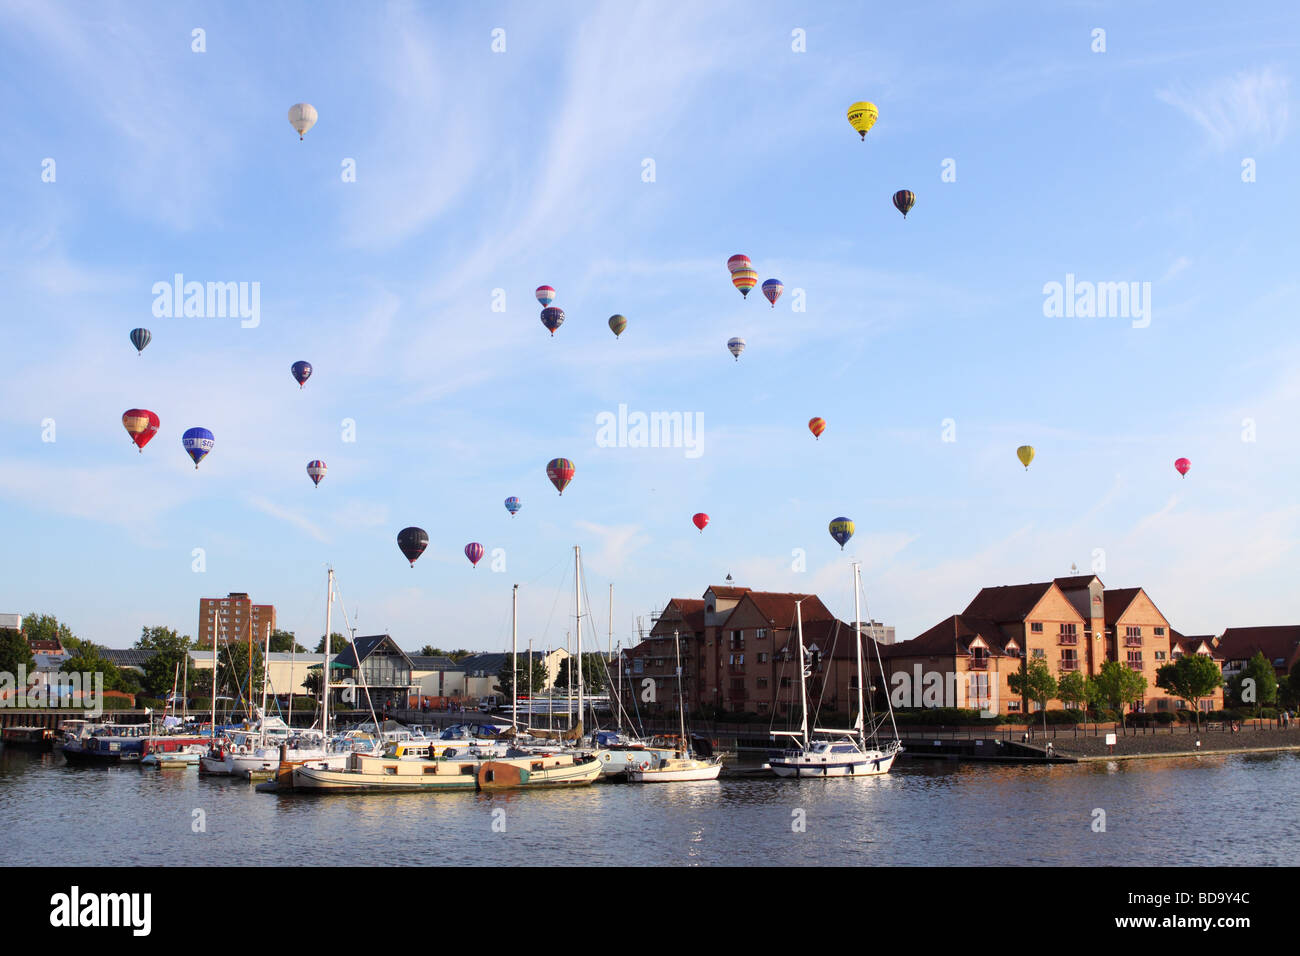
[3,747,1296,866]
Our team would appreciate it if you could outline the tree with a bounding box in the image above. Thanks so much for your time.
[552,653,609,694]
[21,613,76,650]
[217,641,265,712]
[0,627,34,678]
[270,629,306,653]
[1056,670,1090,716]
[494,654,549,702]
[1280,662,1300,711]
[1227,651,1278,717]
[1155,654,1224,729]
[314,633,349,654]
[1092,661,1147,731]
[59,637,139,695]
[1008,658,1058,734]
[136,625,193,699]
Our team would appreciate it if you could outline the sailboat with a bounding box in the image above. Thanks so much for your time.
[626,627,722,783]
[767,564,903,778]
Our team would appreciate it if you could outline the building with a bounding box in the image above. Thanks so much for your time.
[410,655,466,700]
[1216,626,1300,680]
[197,592,276,648]
[330,634,416,712]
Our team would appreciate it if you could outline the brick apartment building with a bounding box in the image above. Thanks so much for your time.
[197,592,276,648]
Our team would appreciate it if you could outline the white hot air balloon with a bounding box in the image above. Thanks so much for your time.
[727,337,746,361]
[288,103,318,140]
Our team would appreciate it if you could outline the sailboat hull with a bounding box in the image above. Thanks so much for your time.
[626,759,722,783]
[769,749,898,778]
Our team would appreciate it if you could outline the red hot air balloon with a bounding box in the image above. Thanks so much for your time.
[692,513,710,532]
[1175,457,1191,478]
[546,457,575,495]
[122,409,160,452]
[464,542,485,567]
[727,254,752,274]
[808,417,826,440]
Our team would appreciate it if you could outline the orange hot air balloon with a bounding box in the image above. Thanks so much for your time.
[808,417,826,440]
[731,269,758,298]
[122,409,160,452]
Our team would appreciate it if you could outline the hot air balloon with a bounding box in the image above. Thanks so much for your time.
[546,458,575,495]
[307,460,327,487]
[1016,445,1035,470]
[129,328,151,356]
[829,517,855,550]
[464,542,485,568]
[504,496,521,516]
[847,101,878,139]
[1175,457,1191,478]
[608,314,627,338]
[397,527,428,567]
[692,513,709,533]
[541,307,565,336]
[762,279,783,308]
[291,361,312,388]
[808,417,826,440]
[182,427,214,469]
[731,269,758,298]
[288,103,318,140]
[893,189,916,218]
[535,286,556,307]
[727,337,745,361]
[122,409,159,452]
[727,254,753,274]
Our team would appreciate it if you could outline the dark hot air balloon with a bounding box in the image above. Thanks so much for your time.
[129,328,151,355]
[291,361,313,388]
[892,189,916,218]
[398,527,428,567]
[829,517,855,550]
[541,307,565,336]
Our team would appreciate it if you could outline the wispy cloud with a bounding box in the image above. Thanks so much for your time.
[247,496,329,543]
[1157,67,1290,150]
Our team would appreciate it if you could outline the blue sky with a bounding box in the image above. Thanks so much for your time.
[2,1,1297,653]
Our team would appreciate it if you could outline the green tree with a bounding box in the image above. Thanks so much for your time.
[135,625,193,699]
[0,627,35,677]
[1155,654,1224,729]
[21,613,76,650]
[494,654,549,702]
[1279,662,1300,711]
[552,653,609,694]
[59,637,138,695]
[314,633,349,654]
[1227,651,1278,717]
[1008,658,1058,734]
[1092,660,1148,731]
[1055,669,1090,715]
[270,629,306,653]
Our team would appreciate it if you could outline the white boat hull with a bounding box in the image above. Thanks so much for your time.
[626,762,722,783]
[769,749,898,778]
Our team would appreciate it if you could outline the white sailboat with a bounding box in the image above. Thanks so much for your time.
[768,565,902,778]
[626,627,722,783]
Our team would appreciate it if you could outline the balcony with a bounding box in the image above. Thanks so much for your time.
[1125,661,1143,671]
[968,658,989,670]
[1057,635,1078,646]
[1059,659,1079,671]
[1124,638,1143,647]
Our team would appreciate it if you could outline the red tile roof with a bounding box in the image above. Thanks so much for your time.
[1216,626,1300,668]
[706,586,751,600]
[880,615,1011,658]
[738,592,835,628]
[1102,588,1143,626]
[962,583,1055,622]
[1053,575,1102,590]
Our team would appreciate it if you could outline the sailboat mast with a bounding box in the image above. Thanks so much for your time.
[323,568,333,734]
[673,629,686,749]
[259,615,272,744]
[210,614,218,735]
[181,652,188,722]
[608,583,613,660]
[796,600,809,749]
[854,563,866,744]
[574,545,584,736]
[511,584,519,732]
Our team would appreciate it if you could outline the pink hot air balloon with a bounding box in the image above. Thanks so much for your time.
[464,542,485,567]
[1175,457,1191,478]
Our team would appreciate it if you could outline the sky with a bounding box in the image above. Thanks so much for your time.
[1,1,1298,654]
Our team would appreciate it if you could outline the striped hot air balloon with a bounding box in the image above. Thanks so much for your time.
[731,269,758,298]
[504,496,521,516]
[762,279,783,308]
[727,254,752,274]
[608,314,627,338]
[546,458,575,495]
[182,427,215,469]
[893,189,916,219]
[307,460,327,487]
[808,417,826,440]
[727,337,745,361]
[464,542,485,568]
[536,285,556,307]
[129,328,151,356]
[122,409,159,452]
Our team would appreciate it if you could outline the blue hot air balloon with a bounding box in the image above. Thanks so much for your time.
[291,361,312,389]
[828,517,855,550]
[504,496,521,516]
[182,427,215,469]
[129,328,151,355]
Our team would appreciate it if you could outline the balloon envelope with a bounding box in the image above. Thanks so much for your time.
[122,409,159,451]
[1016,445,1035,470]
[504,496,521,516]
[1175,457,1191,477]
[893,190,916,218]
[847,101,878,139]
[397,527,428,566]
[182,427,214,469]
[762,279,783,308]
[464,542,485,567]
[541,307,565,335]
[608,314,627,338]
[291,361,312,388]
[731,269,758,297]
[808,417,826,439]
[727,254,752,274]
[727,337,745,360]
[307,460,327,487]
[829,517,855,550]
[288,103,318,139]
[692,513,709,532]
[129,328,151,355]
[535,285,556,307]
[546,457,575,495]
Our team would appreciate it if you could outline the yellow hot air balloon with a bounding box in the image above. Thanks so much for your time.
[1016,445,1035,470]
[847,101,878,140]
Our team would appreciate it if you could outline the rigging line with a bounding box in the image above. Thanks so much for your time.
[539,560,570,648]
[332,576,381,731]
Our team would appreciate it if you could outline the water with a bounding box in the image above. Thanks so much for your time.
[3,747,1296,866]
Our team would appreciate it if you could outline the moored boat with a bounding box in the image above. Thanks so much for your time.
[1,726,56,751]
[476,751,605,789]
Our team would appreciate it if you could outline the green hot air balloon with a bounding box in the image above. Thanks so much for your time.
[608,314,627,338]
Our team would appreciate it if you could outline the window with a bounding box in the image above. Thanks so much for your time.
[757,653,768,664]
[1032,648,1045,659]
[1030,622,1043,633]
[1060,623,1077,635]
[756,678,768,689]
[1154,650,1166,661]
[756,628,768,640]
[1154,627,1165,636]
[1008,701,1021,712]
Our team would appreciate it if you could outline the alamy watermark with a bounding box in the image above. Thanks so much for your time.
[889,665,999,718]
[596,404,703,459]
[2,667,105,717]
[152,273,260,328]
[1042,273,1150,328]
